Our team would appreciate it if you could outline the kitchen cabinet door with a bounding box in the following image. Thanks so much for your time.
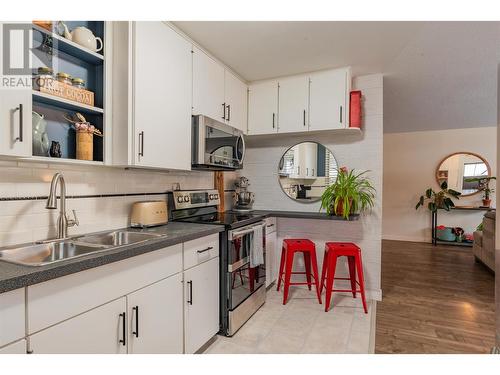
[133,22,192,170]
[0,339,26,354]
[248,80,279,135]
[278,75,309,134]
[0,288,25,348]
[309,68,350,131]
[127,274,183,354]
[29,297,127,354]
[224,70,248,133]
[184,256,219,354]
[192,46,225,122]
[0,23,32,157]
[265,230,278,287]
[290,143,317,179]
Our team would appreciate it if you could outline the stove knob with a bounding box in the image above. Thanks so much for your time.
[214,194,219,200]
[209,194,214,200]
[184,196,190,202]
[177,196,183,203]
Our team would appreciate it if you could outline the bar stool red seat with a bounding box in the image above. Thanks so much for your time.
[320,242,368,313]
[277,239,322,305]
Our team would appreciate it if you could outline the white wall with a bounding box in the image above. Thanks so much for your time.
[242,74,384,300]
[0,160,238,247]
[383,126,497,243]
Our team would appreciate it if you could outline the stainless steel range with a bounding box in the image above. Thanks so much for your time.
[167,189,266,336]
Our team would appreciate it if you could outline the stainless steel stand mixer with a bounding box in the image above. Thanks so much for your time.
[233,176,255,212]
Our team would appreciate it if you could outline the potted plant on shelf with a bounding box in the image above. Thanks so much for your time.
[464,176,496,207]
[415,181,461,212]
[320,167,376,220]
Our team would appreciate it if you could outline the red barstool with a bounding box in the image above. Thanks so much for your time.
[320,242,368,313]
[277,239,322,305]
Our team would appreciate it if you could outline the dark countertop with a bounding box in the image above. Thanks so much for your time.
[0,209,357,294]
[0,222,224,294]
[254,210,360,221]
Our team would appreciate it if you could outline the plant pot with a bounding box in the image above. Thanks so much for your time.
[76,130,93,161]
[332,198,352,218]
[482,198,491,207]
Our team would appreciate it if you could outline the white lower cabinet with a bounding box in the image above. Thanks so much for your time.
[184,256,220,354]
[127,274,183,354]
[265,218,278,287]
[29,298,127,354]
[0,288,25,348]
[0,339,26,354]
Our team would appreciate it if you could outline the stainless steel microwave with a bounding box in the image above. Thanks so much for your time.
[191,115,245,171]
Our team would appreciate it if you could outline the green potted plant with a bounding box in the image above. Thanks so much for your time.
[464,176,496,207]
[320,167,376,220]
[415,181,461,212]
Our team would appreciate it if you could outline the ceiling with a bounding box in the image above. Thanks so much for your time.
[174,21,500,133]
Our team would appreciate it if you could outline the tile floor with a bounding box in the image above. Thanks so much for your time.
[204,285,376,354]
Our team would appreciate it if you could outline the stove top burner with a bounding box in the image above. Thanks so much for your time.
[176,210,264,228]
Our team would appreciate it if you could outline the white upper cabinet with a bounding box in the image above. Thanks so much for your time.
[0,23,32,157]
[224,70,248,133]
[192,46,248,133]
[112,22,192,170]
[133,22,192,170]
[309,67,350,131]
[290,142,318,179]
[277,75,310,133]
[248,80,279,135]
[192,46,225,122]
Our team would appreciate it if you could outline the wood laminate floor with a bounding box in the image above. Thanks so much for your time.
[375,240,495,354]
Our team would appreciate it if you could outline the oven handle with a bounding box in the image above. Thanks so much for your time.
[228,256,250,273]
[228,222,265,240]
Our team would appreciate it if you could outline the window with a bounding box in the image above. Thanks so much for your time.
[463,162,488,177]
[325,152,338,186]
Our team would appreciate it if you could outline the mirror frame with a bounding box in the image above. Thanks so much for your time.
[277,141,338,204]
[435,151,491,197]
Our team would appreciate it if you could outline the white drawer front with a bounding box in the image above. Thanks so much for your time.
[183,234,219,270]
[265,217,277,234]
[0,288,25,347]
[28,244,182,334]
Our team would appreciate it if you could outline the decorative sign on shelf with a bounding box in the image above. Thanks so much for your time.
[35,78,95,107]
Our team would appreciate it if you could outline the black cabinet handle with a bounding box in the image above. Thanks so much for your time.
[119,312,126,346]
[340,106,343,124]
[222,103,226,120]
[197,246,213,254]
[132,306,139,338]
[187,280,193,305]
[272,113,275,129]
[138,131,144,157]
[15,104,23,142]
[303,110,306,126]
[266,223,275,228]
[226,104,231,121]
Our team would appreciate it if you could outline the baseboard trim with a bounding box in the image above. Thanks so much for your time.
[369,300,377,354]
[382,235,428,243]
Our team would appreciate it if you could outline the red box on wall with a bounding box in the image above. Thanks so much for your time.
[349,90,362,128]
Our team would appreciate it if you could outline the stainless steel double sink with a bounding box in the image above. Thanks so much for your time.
[0,230,162,267]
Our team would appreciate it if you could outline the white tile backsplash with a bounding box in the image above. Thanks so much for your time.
[0,162,241,246]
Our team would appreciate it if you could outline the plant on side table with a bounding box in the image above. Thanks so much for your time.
[464,176,496,207]
[415,181,461,212]
[320,167,376,220]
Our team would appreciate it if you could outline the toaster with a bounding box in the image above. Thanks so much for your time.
[130,201,168,228]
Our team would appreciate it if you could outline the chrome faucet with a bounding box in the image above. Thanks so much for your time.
[46,173,79,239]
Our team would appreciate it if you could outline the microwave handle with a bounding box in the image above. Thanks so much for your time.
[235,134,246,165]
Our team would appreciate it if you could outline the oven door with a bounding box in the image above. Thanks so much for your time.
[192,115,245,170]
[227,222,266,311]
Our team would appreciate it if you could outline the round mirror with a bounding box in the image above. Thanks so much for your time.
[278,142,338,202]
[436,152,491,196]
